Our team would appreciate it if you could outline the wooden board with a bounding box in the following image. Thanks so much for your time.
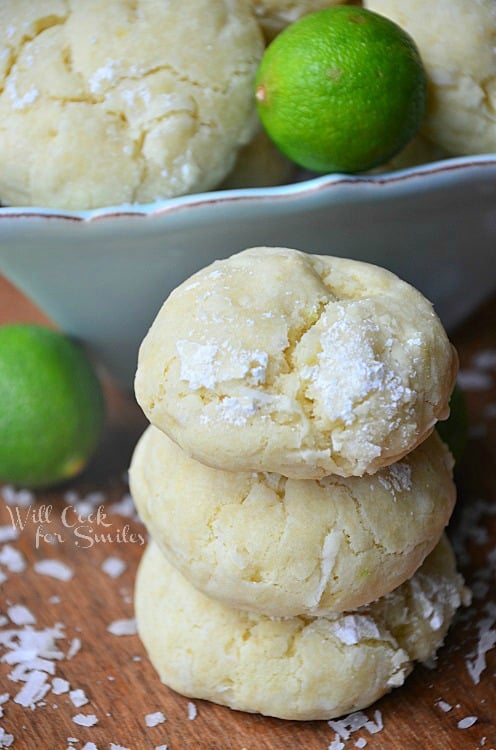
[0,275,495,750]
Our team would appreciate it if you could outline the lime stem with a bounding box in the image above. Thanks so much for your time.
[255,84,266,103]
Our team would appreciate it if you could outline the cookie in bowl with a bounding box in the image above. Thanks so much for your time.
[364,0,496,157]
[0,0,264,209]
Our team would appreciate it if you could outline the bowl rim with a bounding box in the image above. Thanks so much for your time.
[1,153,496,224]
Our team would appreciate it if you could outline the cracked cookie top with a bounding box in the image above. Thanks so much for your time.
[0,0,264,209]
[135,246,458,479]
[130,425,456,617]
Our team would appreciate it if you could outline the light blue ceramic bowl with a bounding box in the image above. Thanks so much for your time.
[1,154,495,391]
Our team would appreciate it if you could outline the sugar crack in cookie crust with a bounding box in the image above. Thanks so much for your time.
[135,247,458,479]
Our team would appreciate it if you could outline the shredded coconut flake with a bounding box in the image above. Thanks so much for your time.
[458,716,478,729]
[109,494,138,519]
[14,669,50,708]
[67,638,82,660]
[107,619,137,636]
[465,605,496,685]
[7,605,36,626]
[471,349,496,371]
[70,689,88,708]
[378,461,412,495]
[0,526,19,544]
[1,485,34,507]
[52,678,70,695]
[0,728,15,748]
[101,556,127,579]
[187,701,197,720]
[0,544,26,573]
[34,559,73,581]
[145,711,166,727]
[457,369,493,391]
[365,710,383,734]
[331,615,383,646]
[72,713,98,727]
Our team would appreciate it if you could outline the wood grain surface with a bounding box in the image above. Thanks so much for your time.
[0,275,495,750]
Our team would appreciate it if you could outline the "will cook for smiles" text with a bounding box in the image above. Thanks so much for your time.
[5,503,146,549]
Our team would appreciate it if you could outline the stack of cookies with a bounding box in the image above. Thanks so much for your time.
[130,247,469,721]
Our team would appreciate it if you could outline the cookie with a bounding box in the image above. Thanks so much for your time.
[364,0,496,156]
[130,425,456,616]
[135,535,468,721]
[249,0,352,40]
[135,247,457,479]
[0,0,263,209]
[219,129,295,189]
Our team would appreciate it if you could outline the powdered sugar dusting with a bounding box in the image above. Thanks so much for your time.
[301,304,416,468]
[307,307,412,425]
[176,341,219,389]
[176,340,269,392]
[88,59,117,93]
[6,78,40,110]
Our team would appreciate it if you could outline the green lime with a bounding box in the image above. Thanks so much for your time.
[0,324,105,488]
[437,384,468,464]
[254,5,427,173]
